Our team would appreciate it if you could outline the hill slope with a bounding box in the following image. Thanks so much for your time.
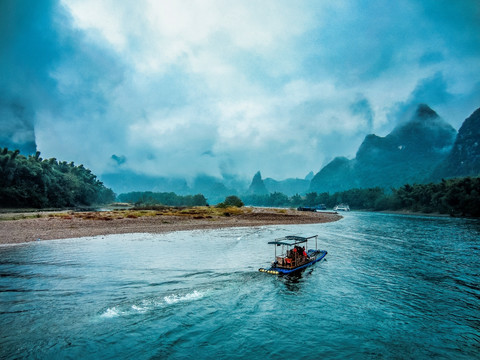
[431,107,480,180]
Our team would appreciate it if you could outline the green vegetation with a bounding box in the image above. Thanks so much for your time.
[0,148,115,208]
[10,206,251,221]
[117,191,208,207]
[387,177,480,216]
[242,189,382,208]
[5,144,476,218]
[118,176,480,217]
[216,195,244,208]
[241,177,480,217]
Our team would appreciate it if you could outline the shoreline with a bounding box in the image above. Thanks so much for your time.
[375,209,452,217]
[0,207,342,245]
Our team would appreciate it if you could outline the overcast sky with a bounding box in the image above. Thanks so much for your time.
[1,0,479,181]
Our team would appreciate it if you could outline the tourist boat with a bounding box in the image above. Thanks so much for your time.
[315,204,327,211]
[333,203,350,211]
[259,235,327,275]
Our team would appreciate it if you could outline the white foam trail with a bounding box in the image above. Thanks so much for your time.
[164,290,203,304]
[131,305,148,313]
[101,307,121,318]
[100,290,204,319]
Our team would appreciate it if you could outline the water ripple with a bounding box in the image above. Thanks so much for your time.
[0,213,479,359]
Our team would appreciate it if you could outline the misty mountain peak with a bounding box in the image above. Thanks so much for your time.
[311,104,459,193]
[389,104,456,153]
[415,103,438,120]
[248,171,268,195]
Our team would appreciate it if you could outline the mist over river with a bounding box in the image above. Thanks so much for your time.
[1,212,479,359]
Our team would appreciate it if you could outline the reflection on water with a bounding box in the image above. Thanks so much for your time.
[278,265,320,292]
[0,212,479,359]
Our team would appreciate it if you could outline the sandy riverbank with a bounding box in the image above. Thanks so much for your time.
[0,207,342,245]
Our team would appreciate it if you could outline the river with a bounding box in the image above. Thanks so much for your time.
[1,212,479,359]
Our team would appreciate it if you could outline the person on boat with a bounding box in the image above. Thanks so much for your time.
[292,247,300,265]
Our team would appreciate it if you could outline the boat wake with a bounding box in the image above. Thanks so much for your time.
[164,290,203,304]
[99,289,205,319]
[100,307,122,318]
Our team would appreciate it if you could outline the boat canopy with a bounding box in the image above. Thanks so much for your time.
[268,235,317,246]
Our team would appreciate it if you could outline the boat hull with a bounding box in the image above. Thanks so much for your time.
[259,250,327,275]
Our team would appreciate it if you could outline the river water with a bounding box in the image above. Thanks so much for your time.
[1,212,479,359]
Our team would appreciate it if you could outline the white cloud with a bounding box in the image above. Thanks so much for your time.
[63,0,315,75]
[62,0,128,50]
[26,0,480,181]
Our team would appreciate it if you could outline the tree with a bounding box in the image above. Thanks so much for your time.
[0,148,115,208]
[304,192,318,206]
[268,192,289,206]
[223,195,244,207]
[192,194,208,206]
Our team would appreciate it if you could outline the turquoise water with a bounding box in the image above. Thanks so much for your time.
[1,212,479,359]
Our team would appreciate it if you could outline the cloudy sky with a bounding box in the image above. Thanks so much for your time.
[1,0,479,181]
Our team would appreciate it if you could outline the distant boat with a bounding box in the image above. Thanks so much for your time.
[297,204,327,212]
[297,206,315,212]
[334,204,350,211]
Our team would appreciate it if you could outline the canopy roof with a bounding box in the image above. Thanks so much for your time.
[268,235,317,246]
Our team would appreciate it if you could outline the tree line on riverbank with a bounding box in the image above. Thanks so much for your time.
[243,177,480,217]
[0,148,115,208]
[117,191,208,207]
[120,177,479,217]
[2,148,478,217]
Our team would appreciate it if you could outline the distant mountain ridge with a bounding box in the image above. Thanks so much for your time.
[263,171,312,196]
[310,104,459,193]
[263,177,310,196]
[104,104,479,202]
[101,171,241,204]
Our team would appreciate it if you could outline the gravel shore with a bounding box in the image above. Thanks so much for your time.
[0,208,342,245]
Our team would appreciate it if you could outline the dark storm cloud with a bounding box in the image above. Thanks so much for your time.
[0,0,126,158]
[0,0,60,153]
